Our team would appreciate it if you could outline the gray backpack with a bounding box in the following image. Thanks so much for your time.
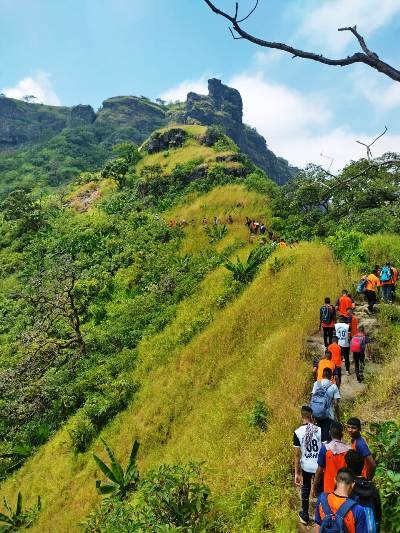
[310,382,333,419]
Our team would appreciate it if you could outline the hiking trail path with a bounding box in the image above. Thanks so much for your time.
[297,300,380,532]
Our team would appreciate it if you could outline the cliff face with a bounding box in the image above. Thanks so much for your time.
[169,79,296,184]
[0,81,296,184]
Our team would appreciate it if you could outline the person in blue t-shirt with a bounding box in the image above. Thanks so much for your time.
[347,417,376,480]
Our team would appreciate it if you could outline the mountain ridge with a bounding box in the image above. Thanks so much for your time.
[0,79,296,185]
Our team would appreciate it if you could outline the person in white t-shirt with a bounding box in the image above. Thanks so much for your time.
[293,405,322,526]
[335,317,351,375]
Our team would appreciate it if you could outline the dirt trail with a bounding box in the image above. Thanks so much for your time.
[297,300,380,532]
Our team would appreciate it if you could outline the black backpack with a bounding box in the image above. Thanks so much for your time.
[321,304,334,324]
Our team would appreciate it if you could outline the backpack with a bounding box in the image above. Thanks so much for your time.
[319,493,356,532]
[352,479,379,533]
[380,265,392,282]
[350,334,366,353]
[310,382,333,419]
[356,277,368,294]
[321,304,334,324]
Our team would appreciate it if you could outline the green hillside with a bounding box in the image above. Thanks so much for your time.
[0,123,399,532]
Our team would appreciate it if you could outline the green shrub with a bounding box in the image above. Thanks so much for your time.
[325,229,367,269]
[363,233,400,269]
[139,463,211,531]
[248,399,271,432]
[368,421,400,532]
[69,414,97,452]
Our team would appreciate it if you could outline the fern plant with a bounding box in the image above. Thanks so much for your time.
[94,439,140,500]
[0,492,41,531]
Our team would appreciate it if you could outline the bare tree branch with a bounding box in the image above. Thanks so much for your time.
[356,126,388,160]
[203,0,400,82]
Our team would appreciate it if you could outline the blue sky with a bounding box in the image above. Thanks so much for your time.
[1,0,400,171]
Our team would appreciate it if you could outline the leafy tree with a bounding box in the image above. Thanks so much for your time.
[1,190,44,235]
[225,244,274,283]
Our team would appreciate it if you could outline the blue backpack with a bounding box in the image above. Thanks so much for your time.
[380,265,392,282]
[319,493,356,532]
[356,277,368,294]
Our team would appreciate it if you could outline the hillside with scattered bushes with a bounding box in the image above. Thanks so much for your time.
[0,118,399,532]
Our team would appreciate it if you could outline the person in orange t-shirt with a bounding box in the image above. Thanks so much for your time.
[335,290,355,320]
[328,336,342,387]
[347,308,358,336]
[312,422,351,496]
[314,468,367,533]
[316,351,336,382]
[364,271,380,314]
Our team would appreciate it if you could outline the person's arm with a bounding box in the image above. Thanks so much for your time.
[333,398,340,421]
[311,466,323,498]
[365,453,377,480]
[294,447,302,485]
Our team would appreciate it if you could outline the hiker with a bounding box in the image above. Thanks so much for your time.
[364,269,380,314]
[319,297,336,347]
[335,290,355,321]
[293,406,322,526]
[335,317,351,376]
[390,263,398,302]
[213,216,219,225]
[348,307,358,336]
[310,368,341,442]
[346,418,376,480]
[328,336,342,387]
[380,261,398,303]
[278,238,287,248]
[312,422,351,496]
[314,468,367,532]
[260,223,266,235]
[226,214,233,224]
[315,351,336,382]
[345,450,382,532]
[350,326,369,383]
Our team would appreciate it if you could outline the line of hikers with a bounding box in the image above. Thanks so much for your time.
[318,290,369,384]
[291,279,390,531]
[357,262,398,312]
[294,410,380,532]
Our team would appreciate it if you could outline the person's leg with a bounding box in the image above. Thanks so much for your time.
[300,470,313,520]
[381,285,390,302]
[365,290,375,312]
[316,418,332,442]
[323,327,329,347]
[334,366,342,388]
[327,327,334,346]
[353,352,361,381]
[359,352,365,381]
[341,346,350,373]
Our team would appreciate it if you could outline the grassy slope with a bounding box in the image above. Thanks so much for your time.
[0,235,347,532]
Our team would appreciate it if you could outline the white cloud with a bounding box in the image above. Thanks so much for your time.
[1,72,60,105]
[298,0,400,54]
[160,71,399,173]
[228,73,399,172]
[228,73,331,139]
[159,76,209,103]
[353,71,400,111]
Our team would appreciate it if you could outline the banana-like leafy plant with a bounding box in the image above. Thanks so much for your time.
[225,244,274,283]
[0,492,41,532]
[93,439,140,500]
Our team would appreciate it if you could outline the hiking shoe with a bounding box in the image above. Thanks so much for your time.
[298,510,310,525]
[346,370,350,376]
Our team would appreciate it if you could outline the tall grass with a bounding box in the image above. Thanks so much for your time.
[0,243,347,532]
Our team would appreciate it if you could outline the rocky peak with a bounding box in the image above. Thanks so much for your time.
[68,104,96,127]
